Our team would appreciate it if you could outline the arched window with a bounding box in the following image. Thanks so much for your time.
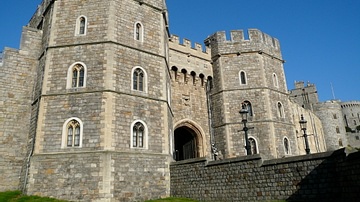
[191,71,196,85]
[249,137,258,154]
[283,137,290,155]
[199,74,205,86]
[181,69,187,83]
[130,120,148,149]
[134,22,144,42]
[75,16,87,36]
[239,71,247,85]
[132,67,147,92]
[67,62,87,89]
[273,73,279,87]
[339,139,343,147]
[243,100,253,117]
[277,102,284,118]
[62,118,83,148]
[171,66,178,80]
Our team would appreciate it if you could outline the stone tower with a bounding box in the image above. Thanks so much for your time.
[20,0,172,201]
[205,29,296,159]
[314,100,347,151]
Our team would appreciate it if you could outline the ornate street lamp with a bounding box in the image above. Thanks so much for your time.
[240,105,252,155]
[299,114,310,154]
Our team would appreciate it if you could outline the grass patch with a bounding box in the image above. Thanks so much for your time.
[145,197,199,202]
[0,191,67,202]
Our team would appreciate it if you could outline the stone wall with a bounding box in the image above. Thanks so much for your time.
[170,149,360,201]
[0,27,42,191]
[27,151,170,201]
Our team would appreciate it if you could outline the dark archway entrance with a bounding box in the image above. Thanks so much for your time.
[174,127,198,161]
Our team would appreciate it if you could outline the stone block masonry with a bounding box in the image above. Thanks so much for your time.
[170,149,360,201]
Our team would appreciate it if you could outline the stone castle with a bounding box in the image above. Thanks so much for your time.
[0,0,359,201]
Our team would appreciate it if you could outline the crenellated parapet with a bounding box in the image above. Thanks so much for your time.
[204,29,283,61]
[341,101,360,108]
[169,35,210,58]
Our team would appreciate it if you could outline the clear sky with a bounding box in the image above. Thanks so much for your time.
[1,0,359,102]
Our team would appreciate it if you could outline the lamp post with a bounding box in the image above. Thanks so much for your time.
[299,114,310,155]
[240,105,252,155]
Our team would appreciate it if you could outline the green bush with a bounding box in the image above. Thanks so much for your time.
[0,191,67,202]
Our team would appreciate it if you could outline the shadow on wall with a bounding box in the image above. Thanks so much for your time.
[170,149,360,202]
[287,149,340,202]
[288,149,360,202]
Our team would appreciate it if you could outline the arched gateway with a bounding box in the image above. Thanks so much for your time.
[174,121,204,161]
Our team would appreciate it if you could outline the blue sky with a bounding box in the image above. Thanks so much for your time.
[1,0,359,102]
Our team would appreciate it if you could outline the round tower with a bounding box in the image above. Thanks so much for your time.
[205,29,295,159]
[314,100,347,150]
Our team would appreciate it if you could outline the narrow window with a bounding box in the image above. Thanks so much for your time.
[133,68,144,91]
[199,74,205,86]
[75,16,87,36]
[62,118,83,148]
[284,137,290,155]
[249,137,258,154]
[79,17,86,35]
[71,64,85,88]
[191,71,196,85]
[66,119,81,147]
[278,102,284,118]
[239,71,247,85]
[171,66,178,80]
[339,139,343,147]
[243,100,253,117]
[132,122,145,148]
[336,127,340,134]
[134,22,143,42]
[273,73,279,87]
[333,114,337,119]
[181,69,187,83]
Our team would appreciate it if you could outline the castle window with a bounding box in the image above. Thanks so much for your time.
[130,120,148,149]
[191,71,196,85]
[62,118,83,148]
[339,139,343,147]
[199,74,205,86]
[134,22,144,42]
[181,69,187,83]
[283,137,290,155]
[239,71,247,85]
[336,127,340,134]
[333,114,337,119]
[243,100,253,117]
[356,136,359,140]
[248,137,258,154]
[273,73,279,87]
[277,102,284,118]
[171,66,178,80]
[67,62,87,89]
[75,16,87,36]
[354,120,357,125]
[132,67,147,92]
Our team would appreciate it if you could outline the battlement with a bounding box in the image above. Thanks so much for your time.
[169,35,210,54]
[207,29,280,47]
[204,29,282,59]
[294,81,316,89]
[341,101,360,108]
